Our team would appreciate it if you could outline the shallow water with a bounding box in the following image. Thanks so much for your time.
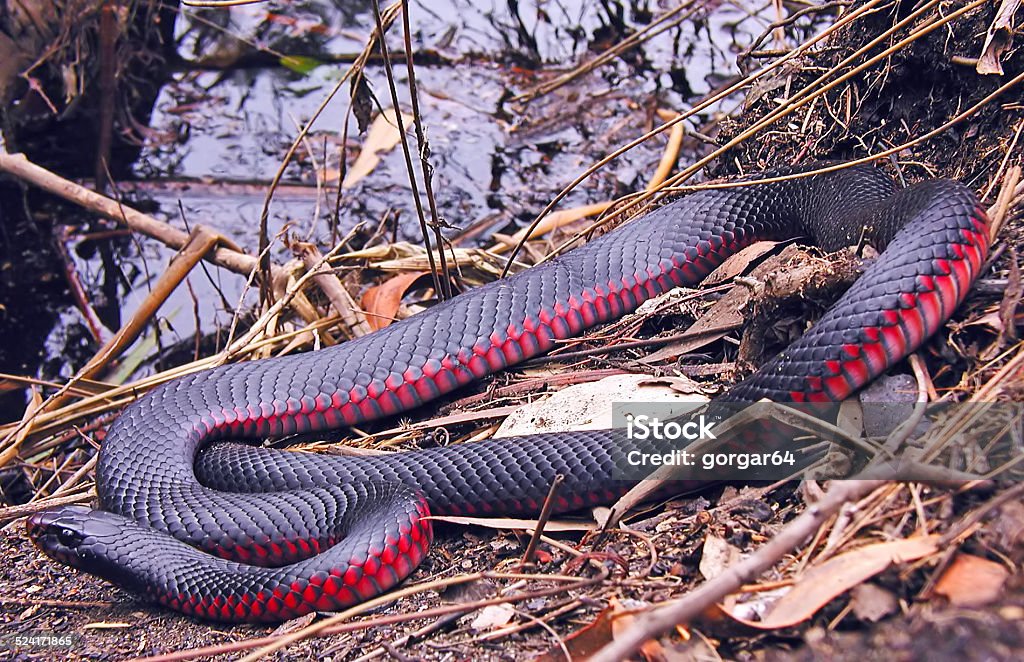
[5,0,794,417]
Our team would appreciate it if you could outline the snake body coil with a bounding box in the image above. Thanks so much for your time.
[28,166,989,622]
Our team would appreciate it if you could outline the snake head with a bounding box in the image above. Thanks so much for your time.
[27,506,129,573]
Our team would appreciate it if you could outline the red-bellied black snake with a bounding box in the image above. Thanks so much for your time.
[27,165,989,622]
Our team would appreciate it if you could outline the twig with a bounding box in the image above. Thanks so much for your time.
[488,109,685,254]
[294,241,373,339]
[587,480,887,662]
[0,490,93,521]
[0,596,116,609]
[94,0,117,192]
[521,326,734,366]
[370,0,447,300]
[981,118,1023,201]
[52,226,106,343]
[253,1,403,304]
[739,1,852,65]
[512,1,703,102]
[478,599,585,643]
[518,474,564,568]
[871,354,930,460]
[400,0,452,299]
[349,610,467,662]
[130,571,605,662]
[499,0,891,276]
[0,152,274,279]
[938,482,1024,546]
[988,165,1022,242]
[79,226,222,383]
[526,0,990,269]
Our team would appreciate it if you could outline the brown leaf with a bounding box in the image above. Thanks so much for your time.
[976,0,1019,75]
[0,385,43,466]
[338,108,414,188]
[989,500,1024,562]
[351,76,373,133]
[849,583,898,622]
[997,246,1021,344]
[932,553,1009,607]
[640,301,740,362]
[535,603,614,661]
[360,271,430,331]
[699,534,743,581]
[536,598,665,662]
[702,240,780,286]
[757,537,938,628]
[643,244,805,363]
[504,202,612,247]
[718,536,938,631]
[471,603,516,631]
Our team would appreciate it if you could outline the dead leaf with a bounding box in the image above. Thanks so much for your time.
[989,500,1024,561]
[849,583,898,622]
[536,604,614,661]
[643,244,809,363]
[640,304,740,363]
[932,553,1009,607]
[351,77,373,132]
[718,536,938,630]
[976,0,1019,75]
[536,598,664,662]
[758,537,938,628]
[471,603,516,631]
[82,621,132,629]
[997,246,1021,344]
[0,385,42,466]
[648,109,685,190]
[372,404,522,437]
[360,271,429,331]
[699,534,743,581]
[702,240,781,286]
[336,108,413,188]
[503,202,613,248]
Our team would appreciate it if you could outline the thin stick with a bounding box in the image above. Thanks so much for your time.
[587,480,887,662]
[0,153,271,279]
[401,0,452,299]
[498,0,890,276]
[371,0,446,299]
[295,242,373,339]
[525,0,985,268]
[227,571,605,662]
[519,474,564,568]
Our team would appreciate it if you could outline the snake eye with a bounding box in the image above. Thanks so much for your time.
[56,527,82,547]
